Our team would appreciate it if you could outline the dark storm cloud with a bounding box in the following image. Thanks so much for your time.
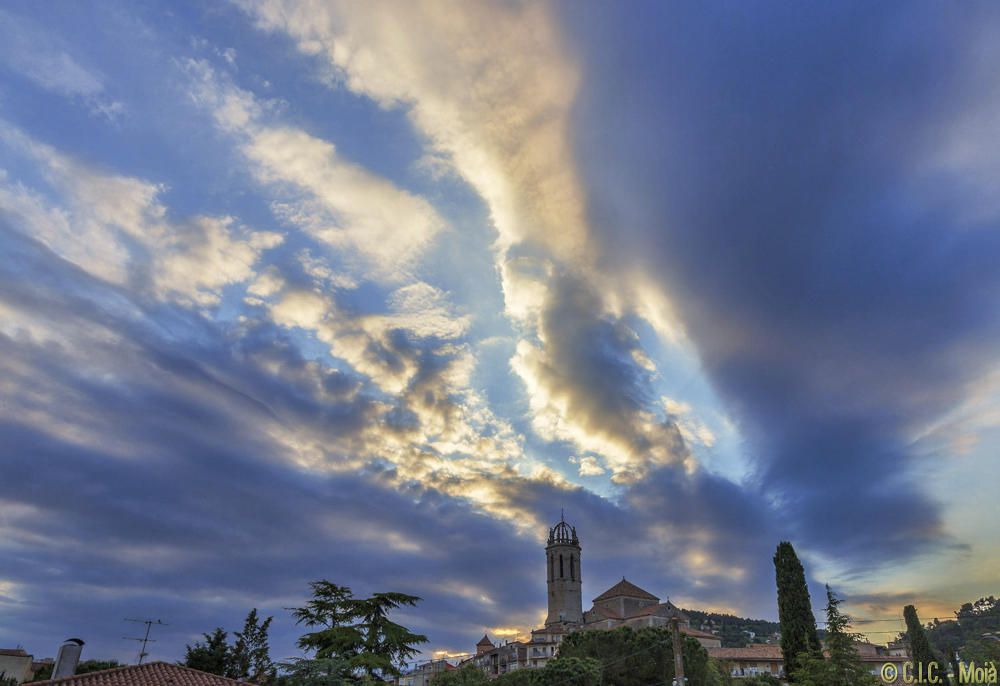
[0,227,545,659]
[564,2,1000,569]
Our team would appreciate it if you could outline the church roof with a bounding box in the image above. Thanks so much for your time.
[477,634,494,646]
[593,578,660,603]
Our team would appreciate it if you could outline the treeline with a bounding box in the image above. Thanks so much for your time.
[435,626,725,686]
[681,609,781,648]
[181,581,427,685]
[923,596,1000,674]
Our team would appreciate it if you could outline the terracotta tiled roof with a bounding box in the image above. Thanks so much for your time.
[629,602,688,621]
[477,634,494,646]
[591,605,623,620]
[592,578,659,603]
[679,626,717,640]
[29,662,253,686]
[0,648,30,657]
[707,645,783,661]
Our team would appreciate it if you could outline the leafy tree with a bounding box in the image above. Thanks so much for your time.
[705,658,733,686]
[293,582,363,663]
[275,657,355,686]
[494,669,535,686]
[432,665,490,686]
[773,542,821,681]
[26,659,122,683]
[905,605,951,686]
[230,608,276,683]
[77,660,122,674]
[287,581,428,682]
[184,628,232,676]
[794,586,874,686]
[353,593,428,678]
[740,676,781,686]
[558,625,712,686]
[532,658,601,686]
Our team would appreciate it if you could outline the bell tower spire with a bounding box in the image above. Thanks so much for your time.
[545,512,582,626]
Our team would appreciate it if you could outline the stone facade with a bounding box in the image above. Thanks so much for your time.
[467,515,723,678]
[544,517,582,627]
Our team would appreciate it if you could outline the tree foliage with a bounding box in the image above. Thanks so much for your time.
[432,665,490,686]
[184,628,232,677]
[182,610,275,683]
[923,595,1000,677]
[230,608,276,683]
[284,581,428,683]
[773,542,822,681]
[558,625,713,686]
[27,659,121,683]
[443,658,600,686]
[794,586,874,686]
[905,605,951,686]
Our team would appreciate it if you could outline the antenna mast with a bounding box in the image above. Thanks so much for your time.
[123,618,167,664]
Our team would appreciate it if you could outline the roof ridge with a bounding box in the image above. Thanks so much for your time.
[28,661,253,685]
[592,577,659,602]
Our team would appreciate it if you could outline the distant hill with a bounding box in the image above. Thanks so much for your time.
[924,596,1000,666]
[681,608,782,648]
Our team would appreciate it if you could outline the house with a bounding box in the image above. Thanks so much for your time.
[465,637,530,676]
[707,644,785,679]
[27,661,254,685]
[708,642,912,682]
[398,659,456,686]
[0,648,33,684]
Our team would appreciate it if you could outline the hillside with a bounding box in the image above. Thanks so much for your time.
[681,608,782,648]
[924,596,1000,665]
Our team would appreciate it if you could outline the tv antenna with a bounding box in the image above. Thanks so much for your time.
[123,618,167,664]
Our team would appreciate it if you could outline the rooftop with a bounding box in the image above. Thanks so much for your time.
[28,662,253,686]
[592,578,659,603]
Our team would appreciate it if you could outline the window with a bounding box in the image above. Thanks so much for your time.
[559,554,564,578]
[570,554,575,580]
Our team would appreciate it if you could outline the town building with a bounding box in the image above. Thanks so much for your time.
[398,659,457,686]
[0,648,34,684]
[467,637,530,677]
[467,515,722,677]
[706,641,912,682]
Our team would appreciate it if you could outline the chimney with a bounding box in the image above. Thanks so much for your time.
[52,638,84,679]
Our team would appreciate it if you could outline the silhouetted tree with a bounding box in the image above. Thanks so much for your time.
[795,586,874,686]
[287,581,427,682]
[773,542,821,681]
[904,605,950,686]
[183,627,231,676]
[230,608,275,683]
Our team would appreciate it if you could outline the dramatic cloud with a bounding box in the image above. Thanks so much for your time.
[2,0,999,668]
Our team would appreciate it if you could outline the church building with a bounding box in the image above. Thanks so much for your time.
[468,515,720,677]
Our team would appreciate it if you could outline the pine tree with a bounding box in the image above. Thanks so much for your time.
[773,542,821,682]
[229,608,275,683]
[288,581,428,681]
[795,586,874,686]
[904,605,950,686]
[183,628,231,676]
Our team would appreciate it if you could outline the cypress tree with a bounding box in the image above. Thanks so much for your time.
[904,605,950,686]
[773,541,821,682]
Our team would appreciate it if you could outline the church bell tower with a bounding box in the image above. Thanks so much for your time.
[545,512,583,626]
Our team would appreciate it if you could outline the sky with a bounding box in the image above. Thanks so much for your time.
[1,0,999,667]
